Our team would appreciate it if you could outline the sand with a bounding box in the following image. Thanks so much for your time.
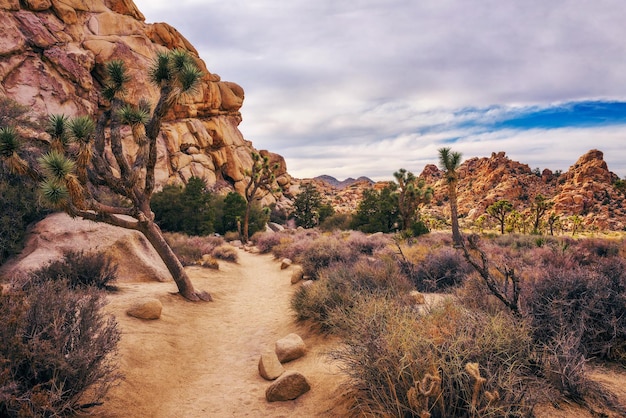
[91,249,349,417]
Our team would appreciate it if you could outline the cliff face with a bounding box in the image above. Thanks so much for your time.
[0,0,290,195]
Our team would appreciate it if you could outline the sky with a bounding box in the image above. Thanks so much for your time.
[133,0,626,181]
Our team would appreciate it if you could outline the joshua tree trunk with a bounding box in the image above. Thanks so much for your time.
[449,183,462,247]
[138,220,211,301]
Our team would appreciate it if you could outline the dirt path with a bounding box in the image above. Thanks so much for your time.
[93,249,348,417]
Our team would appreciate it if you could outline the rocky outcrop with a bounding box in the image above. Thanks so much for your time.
[0,0,290,197]
[553,150,624,230]
[421,149,625,231]
[305,149,625,231]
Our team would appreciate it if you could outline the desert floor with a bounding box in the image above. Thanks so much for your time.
[90,248,626,418]
[92,249,349,417]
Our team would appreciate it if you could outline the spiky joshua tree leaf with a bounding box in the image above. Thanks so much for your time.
[68,115,95,144]
[0,126,20,157]
[39,178,70,207]
[118,104,150,126]
[38,150,76,181]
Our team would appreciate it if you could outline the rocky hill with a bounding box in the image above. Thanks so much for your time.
[307,150,625,231]
[0,0,290,201]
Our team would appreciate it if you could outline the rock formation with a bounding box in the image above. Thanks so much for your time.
[0,0,290,198]
[311,149,625,231]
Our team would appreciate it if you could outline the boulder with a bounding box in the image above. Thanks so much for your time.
[0,213,171,283]
[290,267,304,284]
[258,350,284,381]
[280,258,292,270]
[275,333,306,363]
[127,298,162,320]
[265,371,311,402]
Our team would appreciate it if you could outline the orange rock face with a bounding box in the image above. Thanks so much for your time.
[0,0,289,198]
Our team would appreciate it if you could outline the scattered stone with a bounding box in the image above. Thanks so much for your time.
[409,290,426,305]
[258,350,285,381]
[280,258,292,270]
[265,371,311,402]
[275,333,306,363]
[127,298,162,320]
[230,240,243,248]
[290,267,304,284]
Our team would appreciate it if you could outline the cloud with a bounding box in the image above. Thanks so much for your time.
[134,0,626,181]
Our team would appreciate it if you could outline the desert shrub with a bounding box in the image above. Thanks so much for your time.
[411,247,472,292]
[523,255,626,363]
[0,280,120,417]
[27,250,118,291]
[211,244,238,262]
[292,258,412,331]
[319,212,352,231]
[299,235,357,278]
[346,231,391,256]
[270,229,321,262]
[165,232,225,266]
[331,299,537,417]
[250,231,283,253]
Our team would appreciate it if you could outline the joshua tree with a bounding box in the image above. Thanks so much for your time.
[393,168,433,231]
[530,194,554,234]
[242,152,279,243]
[0,50,211,301]
[487,199,513,234]
[438,147,463,246]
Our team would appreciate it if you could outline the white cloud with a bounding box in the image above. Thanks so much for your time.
[134,0,626,181]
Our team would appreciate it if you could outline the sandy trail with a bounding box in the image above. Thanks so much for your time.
[92,249,347,417]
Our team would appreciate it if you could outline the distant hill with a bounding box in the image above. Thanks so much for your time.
[313,175,374,189]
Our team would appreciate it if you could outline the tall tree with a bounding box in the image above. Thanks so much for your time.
[242,152,278,242]
[438,147,463,246]
[292,183,323,228]
[487,199,513,234]
[351,184,399,233]
[0,50,211,301]
[393,168,432,231]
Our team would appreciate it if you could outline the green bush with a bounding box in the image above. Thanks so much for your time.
[152,177,215,236]
[0,280,120,417]
[319,212,352,231]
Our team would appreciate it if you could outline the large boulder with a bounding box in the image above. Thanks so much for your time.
[0,213,171,283]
